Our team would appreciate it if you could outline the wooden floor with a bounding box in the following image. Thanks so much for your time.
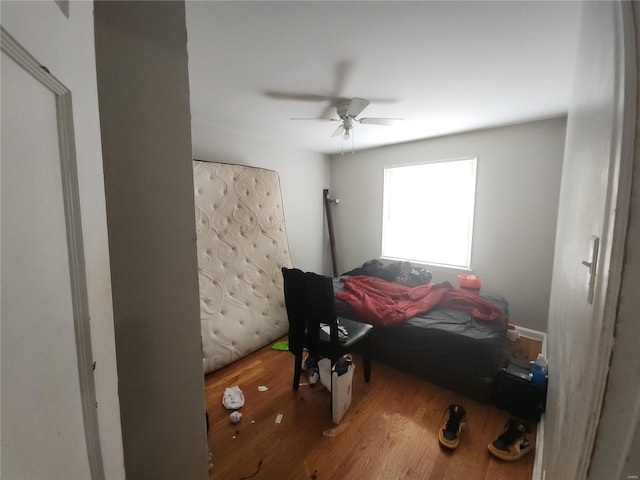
[205,337,541,480]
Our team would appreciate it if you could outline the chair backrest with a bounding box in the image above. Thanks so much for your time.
[305,272,340,345]
[282,268,339,359]
[281,267,307,355]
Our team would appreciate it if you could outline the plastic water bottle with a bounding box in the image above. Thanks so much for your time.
[531,354,548,387]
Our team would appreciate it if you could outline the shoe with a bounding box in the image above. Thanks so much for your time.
[302,355,320,386]
[308,367,320,386]
[438,404,467,449]
[488,419,533,461]
[301,354,318,371]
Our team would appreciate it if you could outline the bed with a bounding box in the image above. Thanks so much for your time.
[333,262,509,401]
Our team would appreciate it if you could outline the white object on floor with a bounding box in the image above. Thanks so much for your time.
[229,411,242,424]
[332,364,355,425]
[222,385,245,410]
[318,358,332,391]
[258,385,269,392]
[275,413,283,424]
[308,368,320,386]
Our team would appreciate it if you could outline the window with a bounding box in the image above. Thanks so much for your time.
[381,157,477,269]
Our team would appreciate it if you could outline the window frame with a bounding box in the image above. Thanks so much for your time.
[380,156,478,270]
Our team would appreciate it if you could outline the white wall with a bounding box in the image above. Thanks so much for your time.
[329,118,566,332]
[0,2,124,478]
[191,120,330,273]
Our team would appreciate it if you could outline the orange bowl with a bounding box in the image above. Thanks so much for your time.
[457,274,482,289]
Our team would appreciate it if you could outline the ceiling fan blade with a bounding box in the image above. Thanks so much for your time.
[265,91,334,102]
[358,117,404,126]
[346,97,370,117]
[290,117,340,122]
[319,102,338,119]
[331,124,344,137]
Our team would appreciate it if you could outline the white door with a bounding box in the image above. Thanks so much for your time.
[1,35,98,479]
[543,3,637,479]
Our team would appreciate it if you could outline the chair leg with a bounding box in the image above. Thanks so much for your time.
[293,353,302,390]
[363,334,372,382]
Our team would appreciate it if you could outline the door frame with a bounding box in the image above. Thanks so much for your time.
[1,27,105,479]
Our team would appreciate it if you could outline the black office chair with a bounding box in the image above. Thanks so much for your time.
[282,267,373,390]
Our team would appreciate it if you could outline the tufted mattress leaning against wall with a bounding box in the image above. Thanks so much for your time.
[193,161,292,375]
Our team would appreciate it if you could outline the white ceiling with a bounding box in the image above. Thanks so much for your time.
[186,1,581,155]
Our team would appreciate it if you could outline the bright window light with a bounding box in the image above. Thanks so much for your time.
[381,157,477,269]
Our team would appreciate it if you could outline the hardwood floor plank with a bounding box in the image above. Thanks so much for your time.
[206,337,539,480]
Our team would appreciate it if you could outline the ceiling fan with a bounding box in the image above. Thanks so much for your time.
[291,97,403,140]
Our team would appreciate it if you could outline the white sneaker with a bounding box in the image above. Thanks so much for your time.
[308,367,320,386]
[301,355,318,371]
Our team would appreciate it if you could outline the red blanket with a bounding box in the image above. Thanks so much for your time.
[336,276,504,327]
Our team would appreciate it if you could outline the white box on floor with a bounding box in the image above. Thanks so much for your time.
[318,358,332,391]
[332,363,355,424]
